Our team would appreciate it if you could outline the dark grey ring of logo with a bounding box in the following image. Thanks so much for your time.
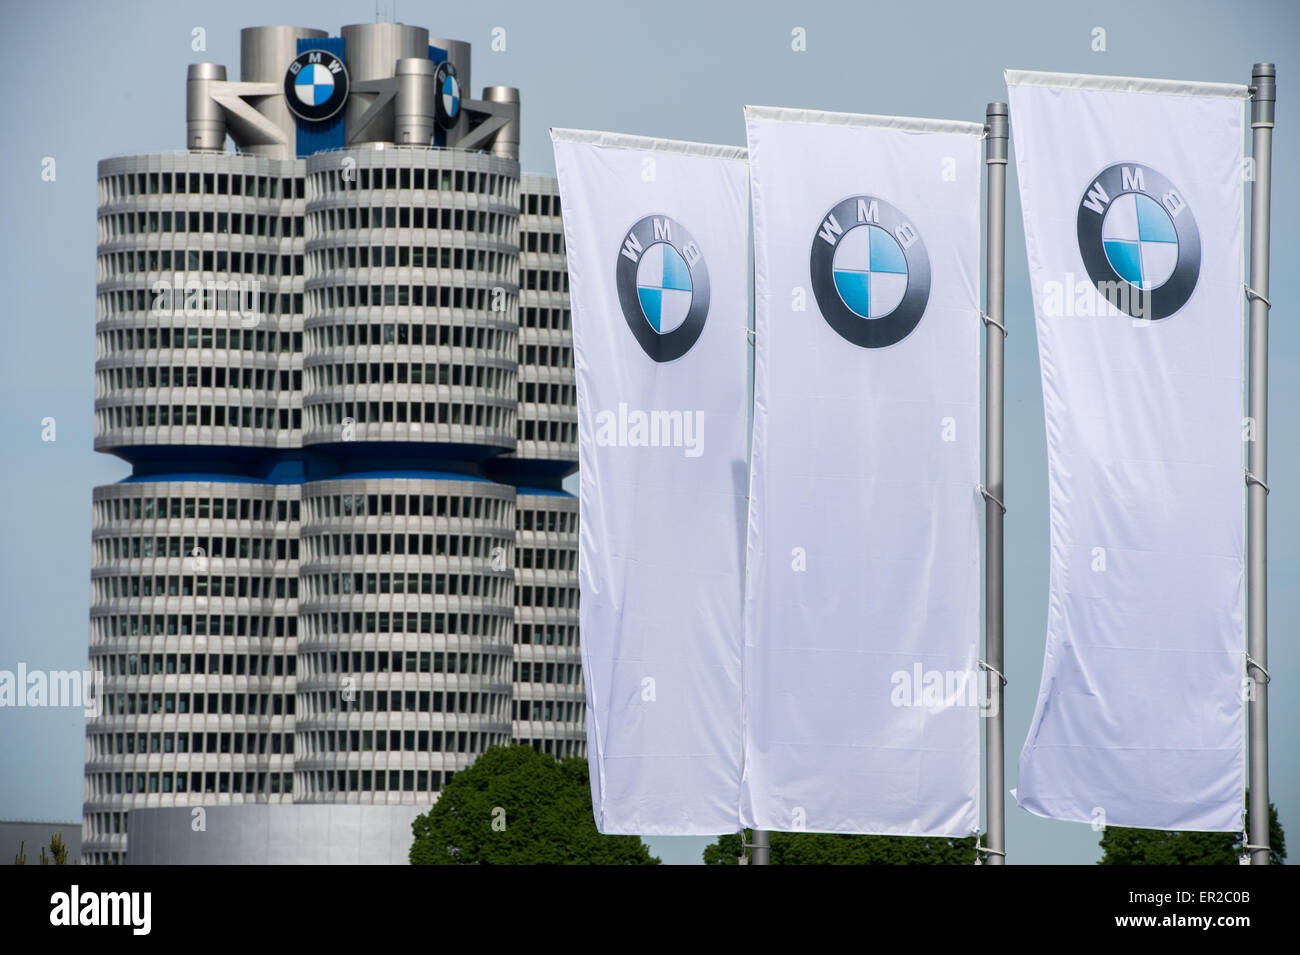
[615,215,711,363]
[809,195,931,349]
[1076,162,1200,321]
[283,49,350,123]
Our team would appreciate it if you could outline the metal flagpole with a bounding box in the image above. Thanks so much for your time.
[1246,62,1274,866]
[980,102,1009,866]
[752,829,770,865]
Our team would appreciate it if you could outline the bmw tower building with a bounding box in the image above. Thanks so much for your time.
[84,23,581,865]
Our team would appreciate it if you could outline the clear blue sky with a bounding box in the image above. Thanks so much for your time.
[1,0,1295,865]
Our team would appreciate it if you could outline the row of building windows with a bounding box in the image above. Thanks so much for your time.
[102,366,303,392]
[101,209,303,241]
[521,229,563,254]
[513,624,579,647]
[99,614,298,638]
[309,281,512,312]
[299,768,457,794]
[308,319,510,350]
[523,192,560,217]
[513,662,580,685]
[90,770,294,796]
[307,359,509,391]
[513,586,577,609]
[304,572,508,599]
[102,287,302,316]
[519,381,576,405]
[301,649,502,677]
[517,508,577,534]
[101,249,303,279]
[98,404,302,432]
[99,495,299,523]
[300,729,465,754]
[96,574,299,600]
[302,689,507,717]
[306,399,510,432]
[302,572,510,602]
[309,241,510,276]
[517,545,576,571]
[522,269,569,293]
[305,492,507,522]
[105,170,304,201]
[97,535,299,561]
[520,306,572,331]
[100,692,295,716]
[99,653,297,677]
[518,419,576,444]
[310,165,508,198]
[514,699,582,722]
[304,531,504,560]
[303,610,508,639]
[90,731,294,756]
[307,207,512,240]
[99,326,302,354]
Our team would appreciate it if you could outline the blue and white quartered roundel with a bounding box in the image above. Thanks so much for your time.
[615,215,712,362]
[635,243,693,333]
[442,73,460,119]
[283,50,349,122]
[295,63,335,107]
[1099,193,1179,290]
[830,224,909,319]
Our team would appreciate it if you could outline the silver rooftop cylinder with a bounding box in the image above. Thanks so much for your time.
[394,58,437,146]
[482,86,520,161]
[186,63,228,151]
[239,26,328,158]
[341,22,430,145]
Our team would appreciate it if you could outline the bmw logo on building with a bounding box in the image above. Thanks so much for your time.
[284,49,349,122]
[810,196,931,349]
[434,61,461,128]
[616,215,710,362]
[1076,163,1200,321]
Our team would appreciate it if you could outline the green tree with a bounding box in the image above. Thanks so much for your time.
[410,745,660,865]
[1099,797,1285,865]
[703,829,978,865]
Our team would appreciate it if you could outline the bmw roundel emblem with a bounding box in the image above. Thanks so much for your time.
[284,50,349,122]
[1076,163,1200,321]
[809,195,931,349]
[616,215,711,362]
[434,61,461,128]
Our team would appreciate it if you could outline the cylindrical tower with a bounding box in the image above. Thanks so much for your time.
[94,153,306,461]
[293,475,515,802]
[301,145,520,457]
[83,479,301,865]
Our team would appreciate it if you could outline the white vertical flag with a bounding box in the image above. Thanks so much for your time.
[1007,70,1247,831]
[743,108,983,835]
[551,129,750,834]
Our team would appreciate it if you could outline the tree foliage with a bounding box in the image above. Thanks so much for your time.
[702,829,977,865]
[1099,798,1285,866]
[410,745,660,865]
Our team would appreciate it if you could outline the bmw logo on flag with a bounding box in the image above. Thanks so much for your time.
[616,215,711,362]
[434,61,461,128]
[284,49,349,122]
[1076,163,1200,321]
[809,195,931,348]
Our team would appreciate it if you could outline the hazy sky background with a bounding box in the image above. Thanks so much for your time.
[0,0,1295,865]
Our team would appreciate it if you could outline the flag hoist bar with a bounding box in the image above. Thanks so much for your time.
[1246,62,1274,866]
[980,102,1009,865]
